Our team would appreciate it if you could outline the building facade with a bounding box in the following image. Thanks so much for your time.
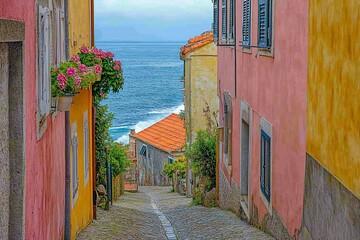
[302,0,360,239]
[132,114,185,186]
[214,0,308,238]
[68,0,95,238]
[180,32,218,196]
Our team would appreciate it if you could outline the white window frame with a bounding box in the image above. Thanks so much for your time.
[84,111,90,185]
[139,144,147,157]
[72,122,79,207]
[259,117,273,215]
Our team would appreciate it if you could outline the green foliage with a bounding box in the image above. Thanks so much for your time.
[109,142,131,177]
[51,61,84,97]
[186,130,217,192]
[163,156,187,179]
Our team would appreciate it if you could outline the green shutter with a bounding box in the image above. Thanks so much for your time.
[229,0,234,40]
[222,0,227,40]
[258,0,272,48]
[214,0,219,41]
[242,0,251,47]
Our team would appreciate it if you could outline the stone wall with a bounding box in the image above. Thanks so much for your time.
[301,154,360,240]
[219,169,291,239]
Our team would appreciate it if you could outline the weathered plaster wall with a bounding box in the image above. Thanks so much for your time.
[136,140,171,186]
[185,43,218,143]
[301,155,360,240]
[68,0,91,55]
[69,89,94,239]
[0,1,67,239]
[218,0,308,238]
[307,0,360,198]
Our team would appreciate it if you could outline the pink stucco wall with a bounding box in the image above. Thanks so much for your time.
[218,0,308,236]
[0,1,66,239]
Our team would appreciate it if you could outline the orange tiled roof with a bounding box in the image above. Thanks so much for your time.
[180,31,214,59]
[133,114,185,153]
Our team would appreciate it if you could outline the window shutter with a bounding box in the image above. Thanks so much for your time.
[222,0,227,40]
[213,0,219,42]
[38,6,51,116]
[258,0,271,48]
[59,9,66,62]
[84,119,89,178]
[72,135,79,197]
[260,130,271,202]
[242,0,251,46]
[229,0,234,40]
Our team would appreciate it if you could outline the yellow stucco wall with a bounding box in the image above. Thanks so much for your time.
[68,0,94,239]
[307,0,360,198]
[184,43,218,143]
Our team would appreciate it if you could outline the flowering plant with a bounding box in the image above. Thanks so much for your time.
[51,61,90,97]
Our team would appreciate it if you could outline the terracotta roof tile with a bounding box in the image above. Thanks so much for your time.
[133,114,185,153]
[180,31,214,59]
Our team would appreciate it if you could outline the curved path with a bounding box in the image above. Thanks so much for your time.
[77,186,273,240]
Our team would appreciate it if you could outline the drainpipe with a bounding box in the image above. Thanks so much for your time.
[64,0,71,239]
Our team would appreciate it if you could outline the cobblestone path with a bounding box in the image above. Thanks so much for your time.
[77,187,274,240]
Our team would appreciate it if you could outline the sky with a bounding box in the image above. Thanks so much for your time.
[95,0,213,42]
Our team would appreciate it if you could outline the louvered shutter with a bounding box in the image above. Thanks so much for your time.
[258,0,271,48]
[72,135,79,197]
[59,9,66,62]
[260,130,271,202]
[222,0,227,40]
[242,0,251,47]
[213,0,219,42]
[229,0,234,40]
[38,6,51,116]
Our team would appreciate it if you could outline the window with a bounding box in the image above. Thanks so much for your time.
[38,6,51,117]
[55,8,66,65]
[221,0,227,41]
[213,0,219,42]
[258,0,272,49]
[223,93,232,165]
[242,0,251,47]
[72,133,79,199]
[168,157,174,164]
[84,117,89,183]
[260,130,271,202]
[139,144,147,157]
[229,0,235,41]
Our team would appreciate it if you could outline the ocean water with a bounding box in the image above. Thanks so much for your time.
[95,42,184,143]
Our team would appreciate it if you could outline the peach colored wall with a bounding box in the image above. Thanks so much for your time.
[218,0,308,236]
[0,0,66,239]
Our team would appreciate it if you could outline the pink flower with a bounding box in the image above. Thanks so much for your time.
[100,52,107,59]
[80,46,89,54]
[71,54,80,62]
[57,73,67,82]
[114,60,121,65]
[94,65,102,74]
[90,47,99,54]
[79,64,87,73]
[58,81,66,90]
[114,64,120,71]
[74,76,82,86]
[53,67,58,71]
[66,67,77,77]
[106,52,114,58]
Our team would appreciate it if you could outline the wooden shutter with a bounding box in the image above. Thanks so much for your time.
[38,6,51,116]
[229,0,234,40]
[222,0,227,40]
[242,0,251,46]
[258,0,271,48]
[213,0,219,42]
[55,8,66,65]
[84,119,89,179]
[72,134,79,198]
[260,130,271,202]
[59,9,66,62]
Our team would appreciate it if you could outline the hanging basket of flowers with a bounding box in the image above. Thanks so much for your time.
[51,61,85,111]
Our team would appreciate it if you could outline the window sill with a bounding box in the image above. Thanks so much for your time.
[260,190,272,216]
[258,47,274,58]
[242,47,252,54]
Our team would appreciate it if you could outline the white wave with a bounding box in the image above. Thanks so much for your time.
[128,62,183,68]
[110,126,128,130]
[115,104,185,144]
[148,104,184,115]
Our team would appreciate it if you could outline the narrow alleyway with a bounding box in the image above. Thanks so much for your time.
[77,187,273,240]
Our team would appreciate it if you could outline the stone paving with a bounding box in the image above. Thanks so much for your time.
[77,186,274,240]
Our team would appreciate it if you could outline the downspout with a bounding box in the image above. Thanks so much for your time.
[234,0,237,98]
[64,0,71,239]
